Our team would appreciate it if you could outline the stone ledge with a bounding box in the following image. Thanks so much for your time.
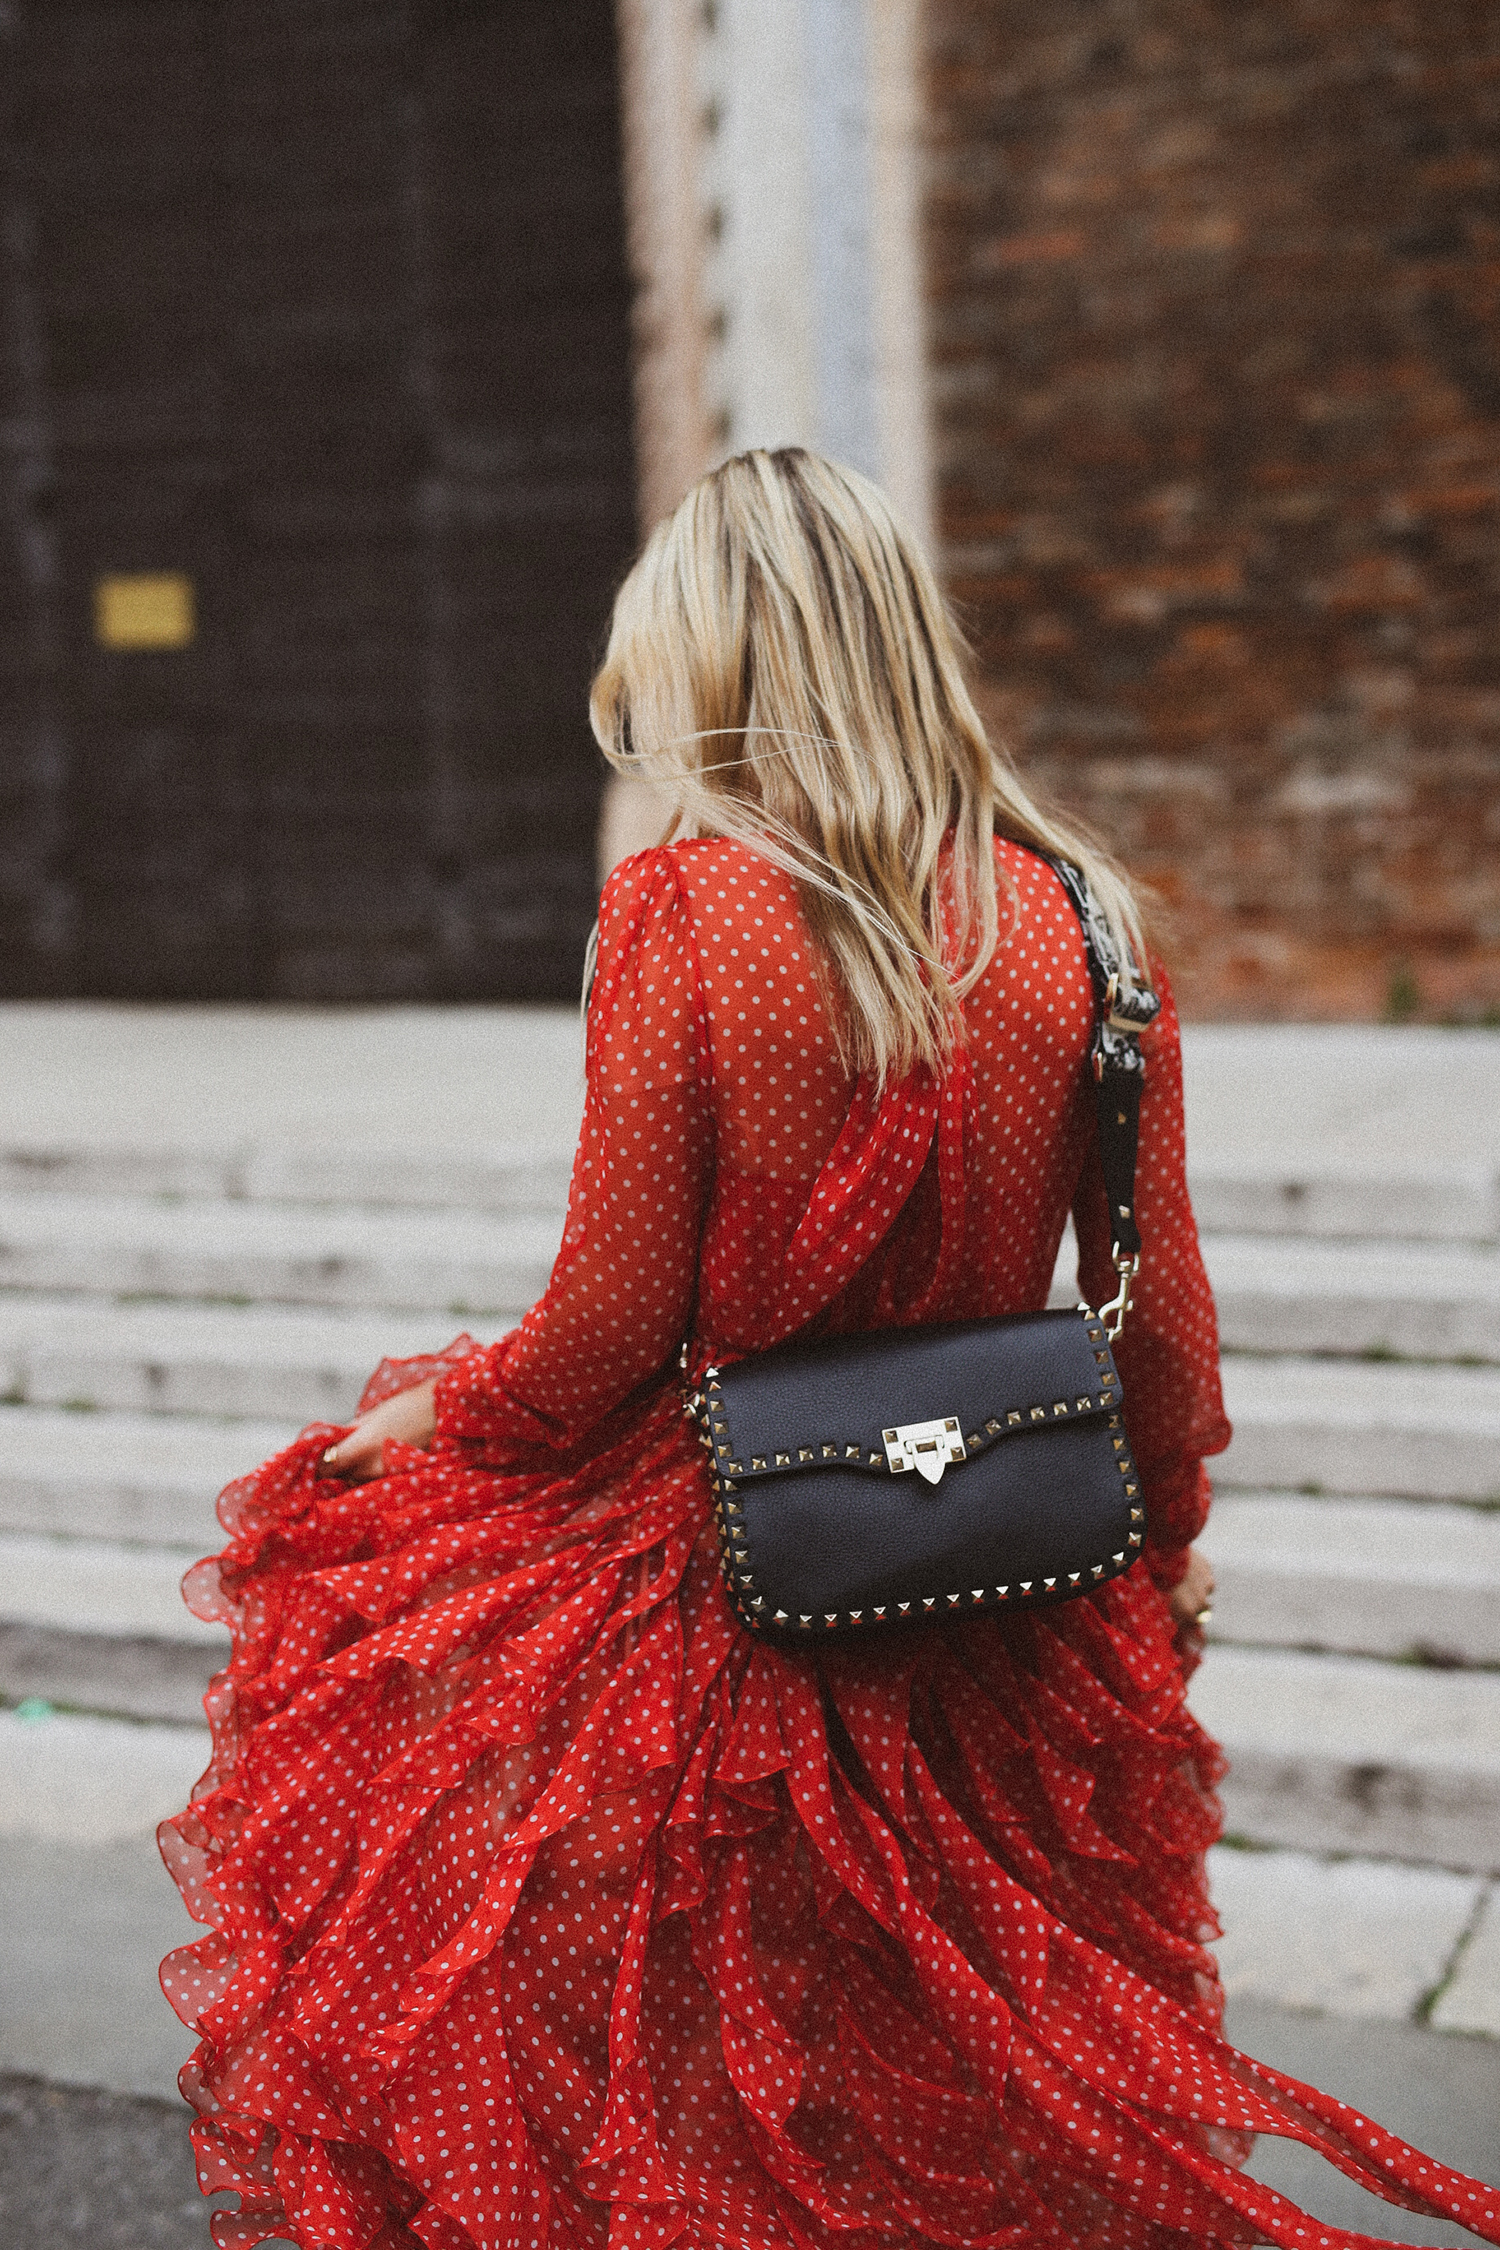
[1191,1644,1500,1872]
[0,1403,300,1546]
[0,1295,506,1424]
[0,1626,216,1729]
[1217,1355,1500,1502]
[1433,1891,1500,2040]
[1209,1843,1486,2026]
[1207,1494,1500,1665]
[0,1190,562,1312]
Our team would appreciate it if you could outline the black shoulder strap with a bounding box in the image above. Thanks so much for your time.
[1045,859,1161,1320]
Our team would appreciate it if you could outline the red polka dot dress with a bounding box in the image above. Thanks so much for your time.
[161,839,1500,2250]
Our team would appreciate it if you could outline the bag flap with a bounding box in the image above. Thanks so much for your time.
[700,1309,1122,1481]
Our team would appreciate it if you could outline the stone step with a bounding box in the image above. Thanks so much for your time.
[0,1190,560,1311]
[0,1000,586,1175]
[1217,1354,1500,1501]
[1208,1494,1500,1666]
[0,1294,503,1423]
[1051,1223,1498,1363]
[8,1827,1493,2114]
[2,1144,1494,1262]
[0,1139,575,1214]
[1207,1842,1488,2026]
[0,1706,209,1844]
[0,1832,203,2101]
[11,1419,1493,1671]
[7,1485,1495,1724]
[6,1139,1497,1252]
[1433,1888,1500,2038]
[2,1312,1495,1503]
[1188,1164,1499,1246]
[1203,1235,1500,1362]
[1178,1025,1500,1227]
[0,1204,1484,1392]
[1189,1644,1500,1871]
[0,1403,300,1545]
[0,1533,224,1646]
[4,1697,1498,2044]
[8,1143,1493,1251]
[0,1623,218,1727]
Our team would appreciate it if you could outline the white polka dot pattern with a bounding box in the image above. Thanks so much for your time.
[158,838,1500,2250]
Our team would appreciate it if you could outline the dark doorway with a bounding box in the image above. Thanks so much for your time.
[0,0,637,1000]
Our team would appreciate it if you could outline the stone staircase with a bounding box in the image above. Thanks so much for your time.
[1181,1064,1500,2053]
[1,1013,1498,2101]
[1188,1163,1500,1910]
[0,1161,558,1728]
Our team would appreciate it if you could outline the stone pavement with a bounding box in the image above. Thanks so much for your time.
[0,1006,1497,2241]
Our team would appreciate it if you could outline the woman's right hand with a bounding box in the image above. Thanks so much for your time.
[320,1378,437,1484]
[1166,1545,1215,1630]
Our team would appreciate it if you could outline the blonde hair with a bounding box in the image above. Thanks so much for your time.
[590,447,1146,1082]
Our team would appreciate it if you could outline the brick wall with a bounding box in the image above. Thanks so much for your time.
[926,1,1500,1019]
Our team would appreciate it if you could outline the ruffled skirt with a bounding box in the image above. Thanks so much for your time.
[160,1374,1500,2250]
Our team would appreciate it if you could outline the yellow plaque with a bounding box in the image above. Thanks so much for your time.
[94,572,196,650]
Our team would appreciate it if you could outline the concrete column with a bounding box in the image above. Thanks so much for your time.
[605,0,933,874]
[865,0,934,546]
[614,0,715,533]
[700,0,932,538]
[608,0,717,873]
[807,0,881,478]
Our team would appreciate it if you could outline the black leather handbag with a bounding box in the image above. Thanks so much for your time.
[689,860,1161,1639]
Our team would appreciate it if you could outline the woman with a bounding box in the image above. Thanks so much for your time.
[162,450,1499,2250]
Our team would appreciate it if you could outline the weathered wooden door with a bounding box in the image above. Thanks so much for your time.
[0,0,636,999]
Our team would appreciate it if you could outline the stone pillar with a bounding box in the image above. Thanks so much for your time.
[614,0,715,534]
[607,0,713,873]
[604,0,933,877]
[865,0,934,548]
[700,0,932,540]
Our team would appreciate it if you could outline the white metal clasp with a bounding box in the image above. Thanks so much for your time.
[1097,1252,1141,1343]
[883,1416,966,1485]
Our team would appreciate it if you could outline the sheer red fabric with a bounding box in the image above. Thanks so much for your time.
[162,839,1500,2250]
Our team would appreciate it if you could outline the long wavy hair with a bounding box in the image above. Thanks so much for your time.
[589,447,1146,1082]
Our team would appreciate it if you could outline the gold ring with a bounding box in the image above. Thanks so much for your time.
[321,1446,341,1471]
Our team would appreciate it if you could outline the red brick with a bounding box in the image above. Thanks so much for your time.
[926,1,1500,1020]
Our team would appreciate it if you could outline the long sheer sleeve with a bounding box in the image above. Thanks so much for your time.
[1072,966,1230,1590]
[433,850,713,1460]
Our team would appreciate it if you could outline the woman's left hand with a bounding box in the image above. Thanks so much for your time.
[321,1378,438,1484]
[1166,1545,1215,1630]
